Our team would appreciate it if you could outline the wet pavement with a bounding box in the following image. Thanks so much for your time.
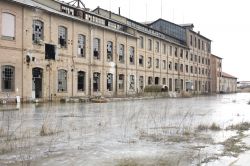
[0,93,250,165]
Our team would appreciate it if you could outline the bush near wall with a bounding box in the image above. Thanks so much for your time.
[144,85,167,92]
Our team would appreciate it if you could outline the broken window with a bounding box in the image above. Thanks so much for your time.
[61,5,74,16]
[180,79,184,90]
[169,78,172,91]
[93,38,100,59]
[107,73,113,91]
[170,46,172,56]
[186,51,189,60]
[155,41,160,53]
[93,72,100,92]
[45,44,56,60]
[148,57,152,68]
[139,55,144,66]
[129,75,135,90]
[118,74,124,90]
[32,20,43,44]
[163,60,166,69]
[155,77,159,85]
[180,49,183,58]
[148,76,153,85]
[58,26,67,48]
[58,69,67,92]
[194,54,197,62]
[175,79,179,91]
[78,34,86,57]
[163,44,166,54]
[162,78,166,85]
[119,44,124,63]
[186,65,189,73]
[107,41,113,62]
[77,71,85,91]
[139,36,144,49]
[169,61,172,70]
[1,65,15,91]
[156,59,159,68]
[139,76,144,90]
[148,39,152,51]
[1,12,15,40]
[129,46,135,64]
[190,66,193,73]
[174,47,178,57]
[180,64,183,72]
[174,63,178,71]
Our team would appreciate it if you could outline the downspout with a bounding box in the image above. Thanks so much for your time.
[71,20,75,97]
[21,6,24,102]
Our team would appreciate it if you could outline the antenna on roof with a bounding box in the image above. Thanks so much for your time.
[67,0,85,8]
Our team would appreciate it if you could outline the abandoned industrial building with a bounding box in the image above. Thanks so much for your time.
[0,0,226,102]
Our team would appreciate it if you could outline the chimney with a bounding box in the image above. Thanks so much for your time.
[118,7,120,15]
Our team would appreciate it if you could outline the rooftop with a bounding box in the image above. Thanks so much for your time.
[222,72,237,79]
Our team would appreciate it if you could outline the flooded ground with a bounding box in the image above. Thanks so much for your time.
[0,93,250,166]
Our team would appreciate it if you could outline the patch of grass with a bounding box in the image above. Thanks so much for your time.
[0,127,5,137]
[115,157,183,166]
[40,124,59,136]
[144,85,162,92]
[197,124,209,131]
[116,158,139,166]
[209,123,221,131]
[227,122,250,131]
[197,123,221,131]
[221,136,246,157]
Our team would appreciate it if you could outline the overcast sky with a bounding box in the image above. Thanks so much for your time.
[64,0,250,81]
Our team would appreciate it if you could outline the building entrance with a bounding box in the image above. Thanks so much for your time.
[32,68,43,98]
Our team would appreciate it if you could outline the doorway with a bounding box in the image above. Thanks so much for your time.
[32,68,43,98]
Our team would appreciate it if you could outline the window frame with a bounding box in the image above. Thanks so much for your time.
[58,69,67,92]
[32,20,44,44]
[1,12,16,40]
[58,26,67,48]
[1,65,15,92]
[78,34,86,58]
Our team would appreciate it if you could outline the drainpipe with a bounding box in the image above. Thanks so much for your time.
[21,6,24,102]
[71,20,75,97]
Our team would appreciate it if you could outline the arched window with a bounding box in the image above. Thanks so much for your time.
[58,26,67,48]
[107,41,113,62]
[93,38,100,59]
[78,34,86,57]
[2,12,15,39]
[93,72,100,92]
[107,73,113,91]
[118,44,124,63]
[77,71,85,91]
[32,20,44,43]
[1,65,15,91]
[58,69,67,92]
